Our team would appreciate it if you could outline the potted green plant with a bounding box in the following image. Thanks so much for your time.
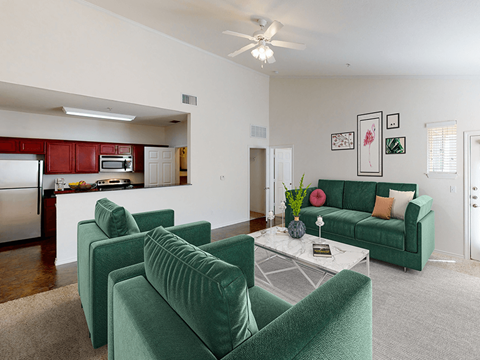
[283,174,310,238]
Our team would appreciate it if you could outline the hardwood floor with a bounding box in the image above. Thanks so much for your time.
[0,217,281,304]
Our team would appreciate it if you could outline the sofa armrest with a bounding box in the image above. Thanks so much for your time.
[132,209,174,232]
[199,235,255,288]
[108,263,146,360]
[223,270,372,360]
[167,221,211,247]
[405,195,433,253]
[285,187,317,224]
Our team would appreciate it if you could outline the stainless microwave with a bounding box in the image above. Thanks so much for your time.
[99,155,133,173]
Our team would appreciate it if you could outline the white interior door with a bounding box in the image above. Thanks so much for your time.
[471,136,480,261]
[144,147,175,187]
[274,148,292,215]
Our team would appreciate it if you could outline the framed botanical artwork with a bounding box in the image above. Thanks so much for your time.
[357,111,383,177]
[386,137,406,154]
[331,132,355,150]
[386,113,400,129]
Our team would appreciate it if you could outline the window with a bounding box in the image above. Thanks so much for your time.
[426,120,457,178]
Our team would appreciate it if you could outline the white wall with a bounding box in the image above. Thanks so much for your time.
[165,121,187,148]
[270,77,480,258]
[0,0,269,264]
[250,148,266,214]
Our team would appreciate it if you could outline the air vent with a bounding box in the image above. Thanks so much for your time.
[250,125,267,139]
[182,94,197,106]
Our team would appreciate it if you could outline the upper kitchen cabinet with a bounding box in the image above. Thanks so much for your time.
[0,138,17,153]
[45,141,75,174]
[133,145,144,172]
[100,143,132,155]
[19,139,45,154]
[75,143,99,173]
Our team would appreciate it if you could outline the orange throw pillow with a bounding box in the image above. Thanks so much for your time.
[372,195,394,220]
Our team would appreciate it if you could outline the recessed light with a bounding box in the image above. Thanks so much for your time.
[62,107,135,121]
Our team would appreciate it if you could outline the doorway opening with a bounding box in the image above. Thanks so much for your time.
[465,132,480,261]
[269,147,293,225]
[175,146,188,185]
[250,148,266,220]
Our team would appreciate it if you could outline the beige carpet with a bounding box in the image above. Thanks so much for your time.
[0,284,107,360]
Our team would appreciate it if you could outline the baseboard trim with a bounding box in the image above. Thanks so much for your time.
[432,249,465,259]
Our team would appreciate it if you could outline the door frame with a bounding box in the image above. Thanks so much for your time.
[247,146,269,220]
[463,130,480,260]
[268,145,294,217]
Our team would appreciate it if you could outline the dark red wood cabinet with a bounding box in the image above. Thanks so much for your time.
[43,197,56,237]
[100,143,132,155]
[19,139,45,154]
[0,138,17,153]
[75,143,99,173]
[45,141,75,174]
[133,145,144,172]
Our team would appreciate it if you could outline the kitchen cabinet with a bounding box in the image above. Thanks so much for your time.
[133,145,144,172]
[75,143,99,173]
[0,138,17,153]
[43,197,56,237]
[100,143,132,155]
[45,141,75,174]
[19,139,45,154]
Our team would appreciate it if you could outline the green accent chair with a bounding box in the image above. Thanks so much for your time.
[77,198,212,348]
[107,227,373,360]
[286,180,435,271]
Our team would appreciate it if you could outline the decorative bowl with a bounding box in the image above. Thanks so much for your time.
[68,183,96,190]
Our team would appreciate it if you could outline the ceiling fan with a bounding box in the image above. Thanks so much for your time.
[223,18,306,65]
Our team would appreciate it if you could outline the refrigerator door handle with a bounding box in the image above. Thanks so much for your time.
[37,161,41,215]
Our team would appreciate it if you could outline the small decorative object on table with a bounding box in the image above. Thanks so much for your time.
[313,243,333,257]
[315,215,325,243]
[267,210,276,236]
[283,174,310,239]
[278,200,287,232]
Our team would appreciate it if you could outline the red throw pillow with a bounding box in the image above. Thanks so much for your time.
[310,189,326,207]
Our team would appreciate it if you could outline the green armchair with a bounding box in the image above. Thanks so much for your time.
[108,229,373,360]
[77,199,212,349]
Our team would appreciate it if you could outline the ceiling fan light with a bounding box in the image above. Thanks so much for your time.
[251,48,260,59]
[258,45,266,54]
[265,47,274,58]
[259,53,267,61]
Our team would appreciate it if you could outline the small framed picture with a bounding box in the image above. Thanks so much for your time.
[386,113,400,129]
[331,132,355,150]
[385,137,406,154]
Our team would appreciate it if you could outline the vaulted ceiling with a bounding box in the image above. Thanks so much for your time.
[85,0,480,77]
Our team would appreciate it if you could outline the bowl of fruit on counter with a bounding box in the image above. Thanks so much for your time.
[68,181,96,191]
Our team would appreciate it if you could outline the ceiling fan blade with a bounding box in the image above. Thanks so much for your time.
[267,55,276,64]
[270,40,306,50]
[263,20,283,39]
[223,30,255,41]
[228,42,257,57]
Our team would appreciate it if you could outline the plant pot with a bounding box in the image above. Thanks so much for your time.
[288,217,306,239]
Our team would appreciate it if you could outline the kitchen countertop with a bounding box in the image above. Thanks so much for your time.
[46,183,191,196]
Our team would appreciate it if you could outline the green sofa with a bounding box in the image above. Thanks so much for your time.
[77,201,212,349]
[286,179,435,271]
[108,228,373,360]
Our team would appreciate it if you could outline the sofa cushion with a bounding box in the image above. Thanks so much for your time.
[144,226,258,359]
[322,210,371,238]
[356,217,405,250]
[343,181,377,213]
[310,189,326,207]
[95,198,139,238]
[317,180,345,208]
[300,206,342,230]
[376,182,418,199]
[390,189,415,220]
[371,196,394,220]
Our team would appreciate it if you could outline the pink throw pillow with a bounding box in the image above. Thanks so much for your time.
[310,189,326,207]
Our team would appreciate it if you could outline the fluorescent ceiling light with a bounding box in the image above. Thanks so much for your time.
[62,107,135,121]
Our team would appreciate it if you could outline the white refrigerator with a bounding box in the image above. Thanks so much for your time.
[0,160,43,243]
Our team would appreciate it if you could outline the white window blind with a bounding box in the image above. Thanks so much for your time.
[427,121,457,177]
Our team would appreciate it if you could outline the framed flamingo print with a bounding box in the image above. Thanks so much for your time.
[357,111,383,177]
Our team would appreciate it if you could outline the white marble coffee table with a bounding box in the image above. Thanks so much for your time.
[250,228,370,289]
